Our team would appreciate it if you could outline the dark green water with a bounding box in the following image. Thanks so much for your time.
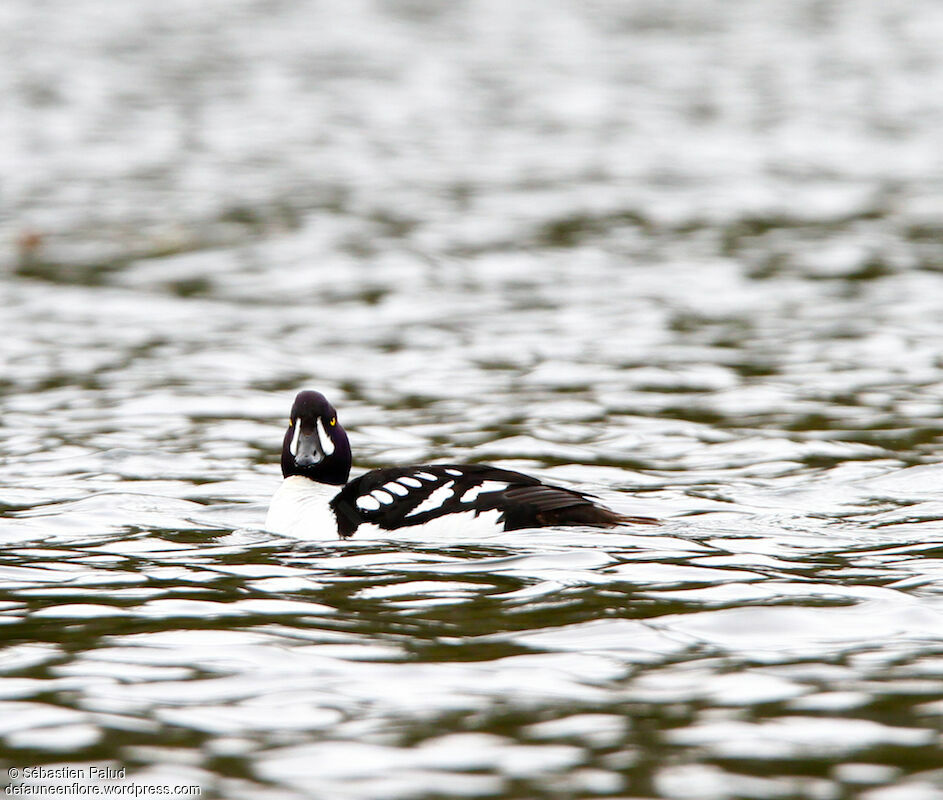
[3,1,943,798]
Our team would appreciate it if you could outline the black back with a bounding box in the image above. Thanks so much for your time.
[330,463,636,537]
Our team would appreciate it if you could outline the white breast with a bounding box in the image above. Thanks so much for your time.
[265,476,340,539]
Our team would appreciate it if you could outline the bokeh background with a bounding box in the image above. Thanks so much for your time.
[3,1,943,798]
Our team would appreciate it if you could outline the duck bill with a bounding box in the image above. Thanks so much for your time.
[291,424,325,467]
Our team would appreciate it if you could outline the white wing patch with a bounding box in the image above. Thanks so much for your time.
[383,481,410,497]
[356,494,381,512]
[460,481,510,503]
[414,472,438,482]
[370,489,395,505]
[445,468,463,476]
[399,477,423,488]
[407,481,455,517]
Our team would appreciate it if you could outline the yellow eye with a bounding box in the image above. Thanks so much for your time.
[330,417,337,427]
[288,418,294,426]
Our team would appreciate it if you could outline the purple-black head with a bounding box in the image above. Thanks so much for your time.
[281,391,351,484]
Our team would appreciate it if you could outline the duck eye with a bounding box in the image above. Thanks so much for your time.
[288,418,294,426]
[330,417,336,427]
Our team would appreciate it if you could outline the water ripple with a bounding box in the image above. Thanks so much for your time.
[4,0,943,797]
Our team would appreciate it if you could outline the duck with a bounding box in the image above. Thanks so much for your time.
[264,390,657,539]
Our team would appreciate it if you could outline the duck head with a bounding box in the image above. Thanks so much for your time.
[281,391,351,485]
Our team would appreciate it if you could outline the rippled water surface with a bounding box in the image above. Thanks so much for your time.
[4,1,943,798]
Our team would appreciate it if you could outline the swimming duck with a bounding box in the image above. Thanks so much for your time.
[265,390,656,538]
